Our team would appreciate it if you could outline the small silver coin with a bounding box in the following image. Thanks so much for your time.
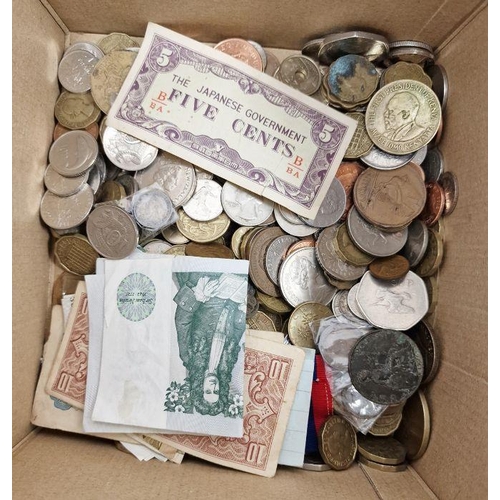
[347,207,408,257]
[356,271,429,330]
[347,284,368,320]
[221,182,274,226]
[49,131,98,178]
[300,178,346,228]
[389,40,434,52]
[182,179,223,222]
[426,64,449,111]
[264,50,281,77]
[301,38,324,59]
[162,224,190,245]
[44,164,89,197]
[58,50,99,93]
[247,40,267,70]
[274,207,318,237]
[332,289,369,326]
[279,247,337,307]
[40,184,94,230]
[265,235,299,286]
[360,146,416,170]
[103,126,158,172]
[132,188,175,230]
[402,220,429,268]
[421,148,444,182]
[86,204,139,259]
[65,42,104,60]
[275,55,322,95]
[143,239,173,254]
[412,145,428,166]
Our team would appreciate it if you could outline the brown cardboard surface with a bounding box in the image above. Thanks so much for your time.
[411,6,488,500]
[13,431,381,499]
[12,0,66,446]
[47,0,483,49]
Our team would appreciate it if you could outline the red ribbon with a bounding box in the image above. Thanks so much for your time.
[311,354,334,436]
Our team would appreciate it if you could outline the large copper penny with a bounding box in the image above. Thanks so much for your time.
[418,182,445,226]
[369,255,410,280]
[335,161,365,219]
[353,164,426,230]
[439,171,459,216]
[214,38,263,71]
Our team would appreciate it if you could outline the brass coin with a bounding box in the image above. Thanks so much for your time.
[260,309,283,331]
[98,33,139,54]
[382,61,432,87]
[439,171,459,216]
[414,228,443,277]
[55,91,101,130]
[424,275,438,315]
[334,223,375,266]
[96,180,126,202]
[240,227,264,261]
[164,244,186,256]
[51,272,82,305]
[369,413,403,437]
[255,291,293,314]
[231,226,254,259]
[319,415,357,471]
[357,435,407,465]
[369,255,410,280]
[344,112,374,159]
[246,310,276,332]
[54,235,99,276]
[358,455,407,472]
[176,209,230,243]
[288,302,332,349]
[185,242,235,259]
[395,390,431,461]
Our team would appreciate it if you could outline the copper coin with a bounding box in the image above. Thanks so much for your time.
[418,182,445,226]
[353,164,426,230]
[439,171,459,216]
[53,122,99,141]
[285,237,316,257]
[54,234,99,276]
[335,161,365,219]
[214,38,263,71]
[239,227,262,260]
[369,255,410,280]
[185,242,234,259]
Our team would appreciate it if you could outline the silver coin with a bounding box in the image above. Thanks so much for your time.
[99,116,107,143]
[132,188,175,230]
[135,151,196,207]
[389,40,434,52]
[388,47,434,66]
[143,239,173,254]
[65,42,104,60]
[421,148,444,182]
[276,205,303,225]
[356,271,429,330]
[279,247,337,307]
[162,224,190,244]
[332,289,369,326]
[412,145,428,166]
[318,31,389,65]
[103,126,158,172]
[301,462,331,472]
[116,173,140,196]
[275,55,322,95]
[274,206,317,237]
[182,179,223,222]
[315,225,366,281]
[40,184,94,230]
[301,38,324,59]
[247,40,267,70]
[86,204,139,259]
[360,146,416,170]
[44,164,89,197]
[265,235,299,286]
[347,284,368,320]
[221,182,274,226]
[347,207,408,257]
[259,211,277,226]
[402,220,429,267]
[49,131,98,178]
[300,178,346,228]
[426,64,448,111]
[264,50,281,77]
[194,166,213,180]
[86,163,102,194]
[58,50,99,93]
[338,385,383,419]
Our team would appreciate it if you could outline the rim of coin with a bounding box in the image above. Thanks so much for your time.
[255,291,293,315]
[439,171,459,216]
[274,206,318,237]
[247,40,267,69]
[419,182,445,226]
[301,38,324,59]
[357,435,407,465]
[246,310,277,331]
[265,234,299,286]
[389,40,434,52]
[318,415,357,470]
[334,223,375,266]
[360,145,416,170]
[388,47,435,66]
[403,219,429,268]
[230,226,254,259]
[358,455,407,472]
[344,112,374,159]
[421,148,444,183]
[185,241,234,259]
[369,413,404,437]
[54,234,99,276]
[65,42,104,59]
[426,64,449,111]
[414,227,444,277]
[43,164,90,197]
[98,32,139,54]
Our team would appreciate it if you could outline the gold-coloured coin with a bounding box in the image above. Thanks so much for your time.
[288,302,332,349]
[260,308,283,331]
[414,227,443,277]
[231,226,254,259]
[358,455,407,472]
[240,227,263,260]
[357,435,407,465]
[246,311,276,332]
[176,209,230,243]
[98,33,139,54]
[319,415,357,470]
[334,224,375,266]
[185,242,235,259]
[97,180,126,202]
[255,291,293,314]
[368,413,403,437]
[344,112,374,159]
[424,275,438,315]
[54,91,101,130]
[54,235,99,276]
[164,244,186,256]
[382,61,432,87]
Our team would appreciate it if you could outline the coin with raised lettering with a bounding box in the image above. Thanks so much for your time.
[414,228,443,277]
[214,38,263,71]
[44,164,89,197]
[98,33,139,54]
[54,234,99,276]
[319,415,357,470]
[439,171,459,216]
[265,234,299,286]
[176,209,230,243]
[182,179,223,222]
[357,435,407,465]
[288,302,332,348]
[54,91,101,130]
[143,239,172,254]
[300,178,346,228]
[58,50,99,94]
[132,188,175,230]
[275,55,322,95]
[369,255,410,281]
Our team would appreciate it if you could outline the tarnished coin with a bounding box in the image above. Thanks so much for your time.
[402,220,429,267]
[334,223,375,266]
[356,271,428,330]
[421,148,444,183]
[414,228,443,278]
[98,33,139,54]
[360,145,416,170]
[405,320,440,385]
[279,247,337,307]
[382,61,432,87]
[176,209,230,243]
[96,180,126,202]
[349,329,424,405]
[426,64,449,111]
[40,185,94,230]
[265,234,299,285]
[54,234,99,276]
[369,255,410,281]
[231,226,254,259]
[335,161,365,218]
[116,173,139,197]
[358,455,407,472]
[439,171,459,216]
[246,310,276,331]
[395,390,431,460]
[86,204,139,259]
[328,55,379,104]
[54,91,101,130]
[58,50,99,93]
[302,38,324,59]
[365,80,441,155]
[247,40,267,69]
[132,188,175,230]
[288,302,332,348]
[275,55,322,95]
[164,244,187,256]
[318,415,357,470]
[44,164,89,197]
[260,309,283,332]
[221,182,274,226]
[418,182,445,226]
[264,50,281,77]
[353,164,426,230]
[357,435,407,465]
[214,38,263,71]
[344,112,374,159]
[347,207,408,257]
[162,224,190,245]
[255,292,293,315]
[142,239,172,254]
[103,126,158,171]
[135,151,196,207]
[185,242,234,259]
[318,31,389,65]
[332,289,369,325]
[274,206,318,237]
[91,50,137,114]
[300,178,346,228]
[388,48,434,67]
[182,179,223,222]
[424,276,438,315]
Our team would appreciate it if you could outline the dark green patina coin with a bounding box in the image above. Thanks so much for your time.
[348,329,424,405]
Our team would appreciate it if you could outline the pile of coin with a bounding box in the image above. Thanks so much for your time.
[41,30,457,473]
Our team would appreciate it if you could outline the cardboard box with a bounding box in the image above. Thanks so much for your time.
[12,1,487,498]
